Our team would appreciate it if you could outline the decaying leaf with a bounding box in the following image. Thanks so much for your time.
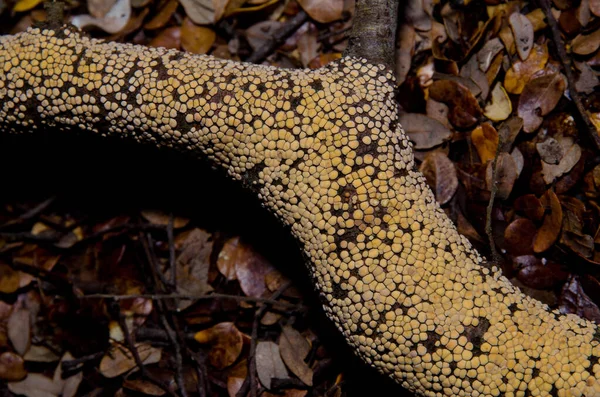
[518,71,566,133]
[174,228,213,309]
[541,136,581,184]
[504,43,549,94]
[194,322,244,369]
[279,326,313,387]
[537,137,563,165]
[71,0,131,34]
[179,0,215,25]
[297,0,344,23]
[141,210,190,228]
[143,0,178,29]
[514,255,568,290]
[0,262,20,294]
[8,308,30,355]
[398,113,452,149]
[484,83,512,122]
[100,343,162,378]
[419,151,458,205]
[571,28,600,55]
[181,17,216,54]
[429,80,482,128]
[8,373,62,397]
[245,20,282,51]
[504,218,537,256]
[533,190,563,253]
[509,12,534,60]
[234,240,275,298]
[471,123,499,164]
[559,276,600,323]
[256,341,289,389]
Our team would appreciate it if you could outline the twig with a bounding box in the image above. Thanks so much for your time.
[343,0,399,70]
[167,213,176,287]
[0,196,56,230]
[485,141,502,266]
[537,0,600,152]
[246,10,309,64]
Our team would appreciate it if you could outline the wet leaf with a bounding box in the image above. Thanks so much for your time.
[509,12,534,60]
[99,343,161,378]
[194,322,243,369]
[471,123,499,164]
[429,80,482,128]
[8,308,30,355]
[256,341,288,389]
[398,113,452,149]
[419,151,458,205]
[484,83,512,122]
[297,0,343,23]
[533,190,563,253]
[518,71,566,133]
[71,0,131,34]
[504,43,549,95]
[0,351,26,381]
[504,218,536,256]
[559,276,600,323]
[486,152,517,200]
[541,136,581,184]
[279,326,313,386]
[181,18,216,54]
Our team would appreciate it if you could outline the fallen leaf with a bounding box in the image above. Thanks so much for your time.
[12,0,42,12]
[511,147,524,176]
[518,71,566,133]
[497,116,524,152]
[0,351,26,381]
[297,23,320,68]
[8,308,30,355]
[256,341,288,389]
[509,12,534,60]
[174,228,213,309]
[533,189,563,253]
[217,237,241,281]
[71,0,131,34]
[181,18,216,54]
[396,24,416,85]
[514,255,568,290]
[179,0,215,24]
[504,218,536,256]
[559,276,600,323]
[591,0,600,16]
[54,352,83,397]
[571,28,600,55]
[514,194,545,221]
[537,137,563,165]
[574,61,599,95]
[8,373,62,397]
[419,151,458,205]
[123,379,166,396]
[100,343,162,378]
[141,210,189,228]
[477,38,504,72]
[541,136,581,184]
[88,0,117,18]
[486,152,517,199]
[504,43,549,94]
[484,83,512,122]
[398,113,452,149]
[471,123,499,164]
[297,0,343,23]
[23,345,60,363]
[245,20,282,51]
[279,326,313,386]
[194,322,244,369]
[144,0,178,29]
[0,262,20,294]
[429,80,482,128]
[235,242,275,298]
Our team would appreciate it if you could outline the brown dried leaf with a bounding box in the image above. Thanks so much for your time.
[486,152,517,200]
[8,373,62,397]
[591,0,600,16]
[99,343,161,378]
[181,18,216,54]
[88,0,117,18]
[484,83,512,122]
[297,0,343,23]
[429,80,482,128]
[497,116,524,152]
[71,0,131,34]
[123,379,166,396]
[477,38,504,72]
[398,113,452,149]
[504,218,536,256]
[504,43,549,95]
[256,341,289,389]
[541,136,581,184]
[8,308,30,355]
[537,137,563,165]
[533,190,563,253]
[279,326,313,386]
[179,0,214,24]
[194,322,243,369]
[144,0,178,29]
[559,276,600,323]
[141,210,189,228]
[0,262,20,294]
[396,24,416,85]
[149,26,181,49]
[245,20,282,51]
[0,352,26,381]
[514,255,568,290]
[571,28,600,55]
[518,72,566,133]
[217,237,241,281]
[471,123,499,164]
[514,194,545,221]
[175,228,213,309]
[509,12,534,60]
[297,23,319,68]
[419,151,458,205]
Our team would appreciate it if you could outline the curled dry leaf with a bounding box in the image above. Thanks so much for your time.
[509,12,534,61]
[541,136,581,184]
[504,43,548,95]
[533,190,563,253]
[486,152,517,200]
[428,80,482,128]
[100,343,162,378]
[504,218,536,256]
[194,322,243,369]
[484,83,512,122]
[471,123,499,164]
[256,341,289,390]
[419,151,458,205]
[398,113,452,149]
[181,18,216,54]
[279,326,313,386]
[71,0,131,34]
[296,0,343,23]
[518,71,566,133]
[0,351,26,381]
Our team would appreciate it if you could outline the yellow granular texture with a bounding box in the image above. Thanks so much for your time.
[1,27,600,397]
